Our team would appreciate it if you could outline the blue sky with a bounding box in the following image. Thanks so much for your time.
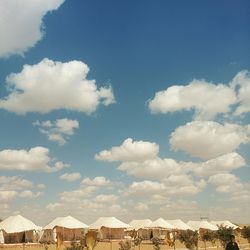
[0,0,250,225]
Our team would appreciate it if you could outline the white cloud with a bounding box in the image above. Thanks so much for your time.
[34,118,79,145]
[230,187,250,203]
[188,152,246,177]
[60,172,81,182]
[37,184,46,189]
[231,70,250,115]
[0,176,33,190]
[0,146,66,172]
[160,200,200,219]
[118,157,181,180]
[0,203,9,213]
[81,176,112,187]
[60,186,97,203]
[134,202,149,211]
[97,138,246,180]
[0,0,65,57]
[148,79,236,120]
[170,121,249,159]
[19,190,42,199]
[125,178,203,197]
[46,202,62,211]
[126,180,166,195]
[0,58,115,114]
[208,173,250,204]
[0,190,18,202]
[95,138,159,162]
[208,173,244,193]
[94,194,118,203]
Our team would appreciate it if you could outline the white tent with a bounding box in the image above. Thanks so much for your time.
[89,217,130,229]
[89,217,130,240]
[0,215,41,243]
[128,219,153,240]
[129,219,152,230]
[43,216,88,230]
[166,219,192,230]
[41,216,88,242]
[187,220,218,231]
[0,215,41,233]
[148,218,174,229]
[210,221,240,230]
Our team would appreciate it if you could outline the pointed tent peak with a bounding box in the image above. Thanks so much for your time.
[148,218,174,229]
[129,219,153,230]
[89,217,131,229]
[187,220,218,231]
[43,215,88,230]
[166,219,192,230]
[210,220,239,230]
[0,214,41,233]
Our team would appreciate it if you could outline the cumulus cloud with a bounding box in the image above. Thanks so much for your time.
[127,180,166,195]
[94,194,118,203]
[160,200,200,219]
[0,146,66,172]
[60,186,97,203]
[96,137,246,180]
[208,173,244,193]
[148,79,236,120]
[0,176,43,204]
[0,190,18,202]
[0,176,33,190]
[37,184,46,189]
[60,172,81,182]
[46,202,62,211]
[0,0,65,57]
[117,153,245,180]
[188,152,246,177]
[118,157,181,179]
[125,176,205,197]
[134,202,149,211]
[81,176,112,187]
[0,58,115,114]
[19,190,42,199]
[34,118,79,145]
[208,173,250,204]
[231,70,250,115]
[95,138,159,162]
[170,121,249,159]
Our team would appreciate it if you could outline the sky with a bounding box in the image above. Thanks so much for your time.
[0,0,250,226]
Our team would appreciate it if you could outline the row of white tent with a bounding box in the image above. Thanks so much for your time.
[0,215,240,243]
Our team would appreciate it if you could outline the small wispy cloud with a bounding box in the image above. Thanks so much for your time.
[33,118,79,145]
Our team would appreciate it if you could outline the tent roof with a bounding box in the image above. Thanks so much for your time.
[210,221,239,230]
[43,216,88,229]
[89,217,131,229]
[187,220,218,231]
[129,219,152,230]
[0,215,41,233]
[148,218,174,229]
[166,219,192,230]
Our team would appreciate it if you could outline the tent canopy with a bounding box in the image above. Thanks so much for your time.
[210,221,240,230]
[0,215,41,233]
[148,218,174,229]
[166,219,192,230]
[43,216,88,230]
[187,220,218,231]
[89,217,130,229]
[129,219,152,230]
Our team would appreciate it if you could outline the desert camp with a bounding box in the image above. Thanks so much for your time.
[0,214,250,250]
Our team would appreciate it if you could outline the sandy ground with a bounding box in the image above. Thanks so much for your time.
[1,238,249,250]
